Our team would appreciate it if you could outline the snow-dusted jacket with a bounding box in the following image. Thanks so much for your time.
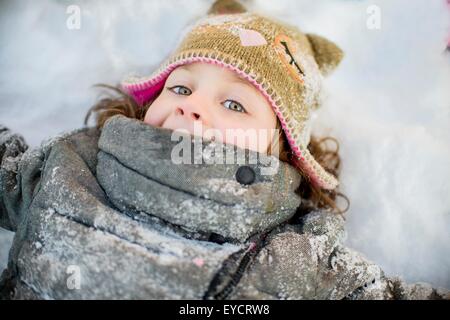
[0,115,448,300]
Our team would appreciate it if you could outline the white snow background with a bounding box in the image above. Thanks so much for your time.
[0,0,449,288]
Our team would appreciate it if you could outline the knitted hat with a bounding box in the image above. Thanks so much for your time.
[121,0,344,190]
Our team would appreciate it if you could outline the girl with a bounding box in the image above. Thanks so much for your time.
[0,0,447,299]
[86,0,349,216]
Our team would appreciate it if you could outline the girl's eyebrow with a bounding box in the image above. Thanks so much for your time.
[229,75,255,91]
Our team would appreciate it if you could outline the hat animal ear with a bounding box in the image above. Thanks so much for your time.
[306,33,344,76]
[208,0,247,15]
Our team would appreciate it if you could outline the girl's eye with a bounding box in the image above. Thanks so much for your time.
[167,86,246,113]
[223,100,246,113]
[169,85,192,95]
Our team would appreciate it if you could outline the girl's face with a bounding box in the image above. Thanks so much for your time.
[143,62,277,153]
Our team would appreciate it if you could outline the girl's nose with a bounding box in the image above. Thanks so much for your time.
[175,106,201,121]
[174,98,210,124]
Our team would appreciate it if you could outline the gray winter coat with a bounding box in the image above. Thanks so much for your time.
[0,115,448,300]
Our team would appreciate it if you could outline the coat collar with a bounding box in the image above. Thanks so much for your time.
[96,115,302,242]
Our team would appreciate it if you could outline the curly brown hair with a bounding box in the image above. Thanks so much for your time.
[85,84,350,216]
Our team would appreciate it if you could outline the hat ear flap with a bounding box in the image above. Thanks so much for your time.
[306,33,344,76]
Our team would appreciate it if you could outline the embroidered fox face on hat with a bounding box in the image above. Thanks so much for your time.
[121,0,344,190]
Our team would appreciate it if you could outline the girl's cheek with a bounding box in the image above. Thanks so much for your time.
[143,99,170,127]
[216,121,271,153]
[143,109,160,126]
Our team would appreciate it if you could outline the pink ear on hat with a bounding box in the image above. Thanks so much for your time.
[238,28,267,46]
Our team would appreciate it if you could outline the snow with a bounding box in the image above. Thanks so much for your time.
[0,0,449,288]
[206,178,248,196]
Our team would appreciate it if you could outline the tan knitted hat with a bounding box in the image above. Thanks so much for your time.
[121,0,344,189]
